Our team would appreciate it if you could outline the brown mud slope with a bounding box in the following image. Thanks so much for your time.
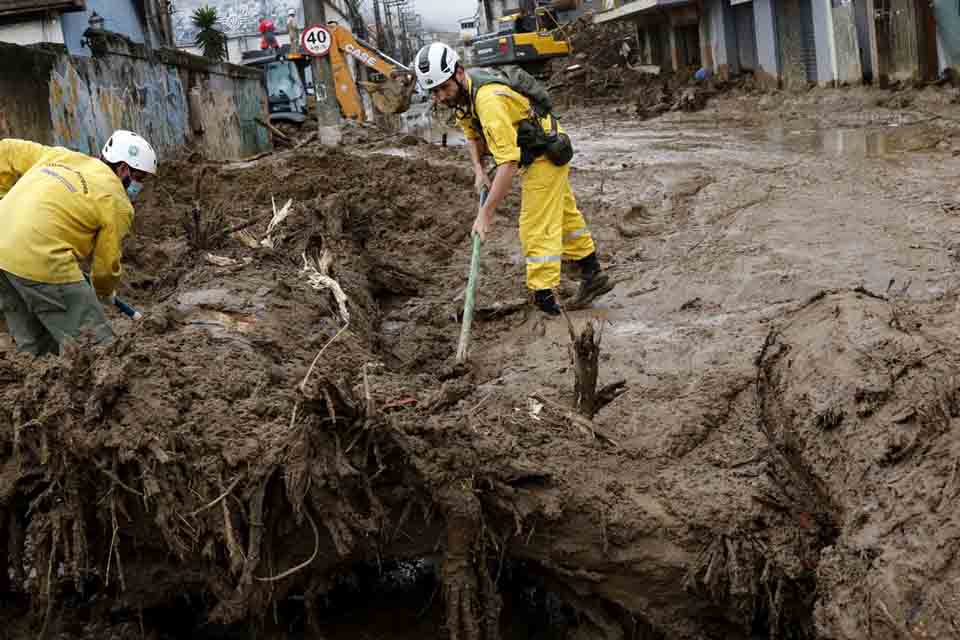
[1,146,959,639]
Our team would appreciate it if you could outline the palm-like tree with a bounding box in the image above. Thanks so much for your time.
[192,6,227,61]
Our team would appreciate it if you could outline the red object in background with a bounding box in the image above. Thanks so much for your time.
[259,18,279,49]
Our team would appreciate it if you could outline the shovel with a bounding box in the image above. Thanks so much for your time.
[455,186,489,364]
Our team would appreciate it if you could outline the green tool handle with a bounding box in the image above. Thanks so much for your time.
[456,187,488,364]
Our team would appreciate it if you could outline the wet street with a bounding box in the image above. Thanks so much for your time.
[457,98,960,450]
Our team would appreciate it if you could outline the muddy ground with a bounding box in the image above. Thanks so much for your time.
[4,83,960,639]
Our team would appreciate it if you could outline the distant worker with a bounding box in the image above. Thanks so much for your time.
[259,17,279,50]
[414,42,613,315]
[287,8,301,54]
[0,130,156,356]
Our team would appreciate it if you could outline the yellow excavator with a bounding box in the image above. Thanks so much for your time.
[243,24,415,124]
[325,23,417,120]
[243,23,417,123]
[471,2,571,77]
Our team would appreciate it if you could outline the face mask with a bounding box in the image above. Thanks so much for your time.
[126,180,143,202]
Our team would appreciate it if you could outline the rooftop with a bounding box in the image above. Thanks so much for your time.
[0,0,85,17]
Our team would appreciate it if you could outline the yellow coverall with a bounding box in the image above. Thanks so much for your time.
[0,139,133,354]
[457,80,595,291]
[0,139,133,297]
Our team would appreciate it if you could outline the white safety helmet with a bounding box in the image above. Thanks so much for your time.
[288,8,296,15]
[101,130,157,175]
[414,42,459,90]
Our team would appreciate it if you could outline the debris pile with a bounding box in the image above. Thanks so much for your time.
[1,139,960,640]
[548,16,712,116]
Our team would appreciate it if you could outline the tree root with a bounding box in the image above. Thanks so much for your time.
[8,500,26,591]
[211,472,272,624]
[0,507,7,594]
[438,480,499,640]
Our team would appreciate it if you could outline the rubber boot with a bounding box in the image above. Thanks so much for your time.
[534,289,561,316]
[573,252,613,307]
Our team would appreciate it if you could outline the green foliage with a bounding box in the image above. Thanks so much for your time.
[191,6,227,61]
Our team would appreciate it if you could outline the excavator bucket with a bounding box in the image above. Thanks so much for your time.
[359,72,416,115]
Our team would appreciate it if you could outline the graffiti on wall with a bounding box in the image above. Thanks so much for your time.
[173,0,300,45]
[0,36,270,160]
[49,60,189,157]
[192,73,270,159]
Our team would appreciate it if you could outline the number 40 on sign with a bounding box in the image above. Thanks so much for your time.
[301,24,332,57]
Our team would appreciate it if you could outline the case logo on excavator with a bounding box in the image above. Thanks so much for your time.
[344,43,378,66]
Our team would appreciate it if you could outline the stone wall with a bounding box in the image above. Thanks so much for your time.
[0,29,269,161]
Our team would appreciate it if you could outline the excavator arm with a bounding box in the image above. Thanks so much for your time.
[326,24,416,121]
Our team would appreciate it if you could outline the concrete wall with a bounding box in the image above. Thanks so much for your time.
[0,30,270,161]
[831,1,862,83]
[933,0,960,72]
[61,0,145,54]
[0,42,58,144]
[704,0,738,78]
[777,0,813,88]
[753,0,780,86]
[887,0,920,82]
[853,0,872,79]
[811,0,834,83]
[698,6,714,71]
[0,14,64,46]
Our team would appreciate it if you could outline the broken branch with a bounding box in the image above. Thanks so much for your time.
[255,117,293,143]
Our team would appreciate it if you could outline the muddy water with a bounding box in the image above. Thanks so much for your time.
[755,124,939,158]
[399,102,466,146]
[470,104,960,449]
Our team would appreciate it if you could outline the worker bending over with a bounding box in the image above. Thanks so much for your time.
[414,42,614,315]
[0,130,156,356]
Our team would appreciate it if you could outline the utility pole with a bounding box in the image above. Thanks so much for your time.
[302,0,342,142]
[383,4,397,59]
[399,9,410,63]
[372,0,384,49]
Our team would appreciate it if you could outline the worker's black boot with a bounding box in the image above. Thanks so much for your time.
[573,252,614,307]
[534,289,561,316]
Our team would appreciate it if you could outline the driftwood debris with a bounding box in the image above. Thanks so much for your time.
[255,117,293,145]
[562,311,628,420]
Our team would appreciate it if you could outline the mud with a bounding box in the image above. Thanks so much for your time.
[4,85,960,639]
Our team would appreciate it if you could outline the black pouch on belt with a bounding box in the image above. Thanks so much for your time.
[517,119,548,167]
[517,116,574,167]
[543,115,573,166]
[545,131,573,166]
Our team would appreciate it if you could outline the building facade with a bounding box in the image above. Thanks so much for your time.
[595,0,955,88]
[171,0,353,64]
[0,0,172,53]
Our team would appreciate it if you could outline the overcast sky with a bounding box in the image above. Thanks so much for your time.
[414,0,478,31]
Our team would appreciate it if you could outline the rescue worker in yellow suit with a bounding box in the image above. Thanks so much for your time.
[414,42,613,315]
[0,130,157,356]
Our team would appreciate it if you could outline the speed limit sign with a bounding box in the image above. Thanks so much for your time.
[301,24,332,57]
